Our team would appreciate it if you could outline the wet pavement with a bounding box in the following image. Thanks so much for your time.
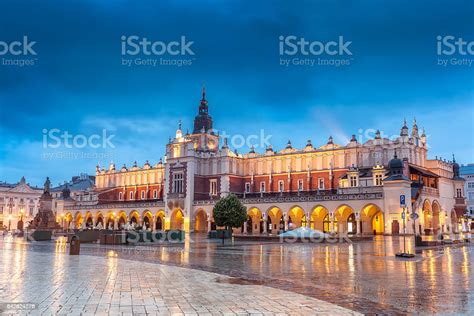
[0,247,358,315]
[1,235,473,315]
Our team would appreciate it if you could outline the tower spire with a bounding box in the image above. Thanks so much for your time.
[193,86,213,134]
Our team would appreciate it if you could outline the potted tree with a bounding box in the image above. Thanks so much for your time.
[213,194,247,244]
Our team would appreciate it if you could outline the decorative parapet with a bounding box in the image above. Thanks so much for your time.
[66,200,165,210]
[422,187,440,196]
[193,192,383,206]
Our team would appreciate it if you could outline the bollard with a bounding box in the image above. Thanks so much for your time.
[70,235,80,255]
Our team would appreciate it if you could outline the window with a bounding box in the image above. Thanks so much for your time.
[468,182,474,189]
[153,190,158,199]
[298,179,304,191]
[245,182,251,193]
[141,190,145,199]
[118,192,123,200]
[172,172,184,193]
[456,188,462,198]
[278,180,284,192]
[210,179,217,196]
[260,181,266,193]
[375,174,383,186]
[468,192,474,201]
[318,178,325,190]
[0,206,3,214]
[350,176,358,187]
[29,207,34,215]
[129,191,134,200]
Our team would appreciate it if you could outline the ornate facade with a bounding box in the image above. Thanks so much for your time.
[0,177,43,231]
[63,89,468,236]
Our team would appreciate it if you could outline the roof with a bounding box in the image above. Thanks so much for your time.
[51,177,95,192]
[408,164,439,178]
[460,164,474,175]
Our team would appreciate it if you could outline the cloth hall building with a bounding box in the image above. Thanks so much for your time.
[62,89,468,236]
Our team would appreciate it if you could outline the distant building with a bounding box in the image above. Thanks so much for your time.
[460,164,474,228]
[0,177,43,230]
[51,173,96,226]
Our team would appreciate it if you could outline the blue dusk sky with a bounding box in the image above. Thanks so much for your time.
[0,0,473,187]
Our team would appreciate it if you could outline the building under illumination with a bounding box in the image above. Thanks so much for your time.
[62,89,468,236]
[0,177,42,231]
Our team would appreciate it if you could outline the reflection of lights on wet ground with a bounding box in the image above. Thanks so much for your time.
[106,250,118,257]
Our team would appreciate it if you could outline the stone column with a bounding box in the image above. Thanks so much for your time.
[330,218,335,233]
[243,221,248,234]
[356,219,361,235]
[306,213,310,228]
[263,218,268,234]
[284,217,289,231]
[207,217,212,232]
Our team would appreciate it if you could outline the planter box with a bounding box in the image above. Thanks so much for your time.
[209,229,232,239]
[100,233,127,245]
[166,230,184,242]
[28,230,53,241]
[67,230,101,243]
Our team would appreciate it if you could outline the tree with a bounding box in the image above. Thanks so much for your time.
[213,194,247,234]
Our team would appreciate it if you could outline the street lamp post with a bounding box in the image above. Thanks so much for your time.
[396,206,415,258]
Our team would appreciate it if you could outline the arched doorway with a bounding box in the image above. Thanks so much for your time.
[142,211,153,230]
[117,212,127,230]
[310,205,328,231]
[106,213,115,230]
[170,209,184,230]
[129,211,140,227]
[86,216,93,228]
[267,207,283,234]
[95,213,104,229]
[288,206,305,229]
[432,201,441,235]
[423,200,433,235]
[335,205,354,233]
[194,209,207,232]
[323,214,337,233]
[155,210,165,231]
[347,213,357,235]
[65,213,73,230]
[361,204,384,235]
[247,207,263,234]
[74,212,83,229]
